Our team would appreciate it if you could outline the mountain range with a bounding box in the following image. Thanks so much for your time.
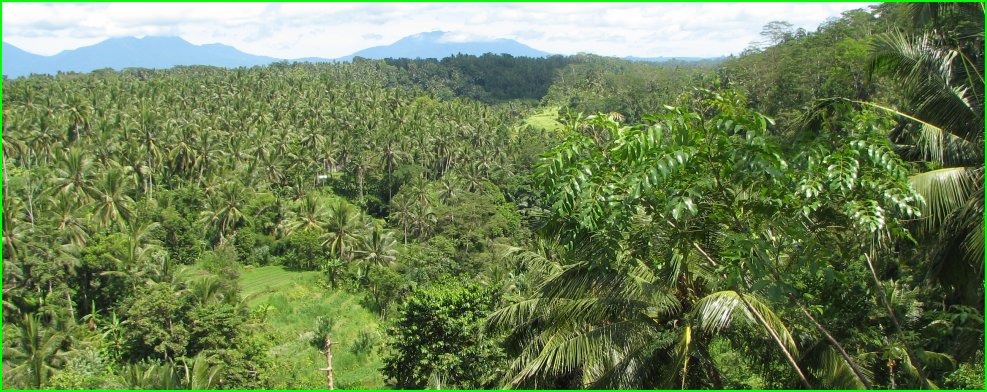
[2,32,710,77]
[340,31,549,61]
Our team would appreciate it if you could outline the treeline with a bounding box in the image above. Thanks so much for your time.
[383,53,581,103]
[380,53,719,109]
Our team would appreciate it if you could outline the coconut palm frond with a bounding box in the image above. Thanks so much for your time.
[909,167,978,231]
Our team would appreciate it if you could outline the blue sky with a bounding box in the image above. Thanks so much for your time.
[2,2,874,58]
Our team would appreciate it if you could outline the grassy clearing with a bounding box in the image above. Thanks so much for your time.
[524,105,564,134]
[239,265,323,304]
[240,266,387,389]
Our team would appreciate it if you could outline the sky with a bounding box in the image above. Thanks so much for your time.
[2,2,875,59]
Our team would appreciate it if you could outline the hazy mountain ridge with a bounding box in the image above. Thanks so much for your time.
[341,31,551,61]
[2,32,715,77]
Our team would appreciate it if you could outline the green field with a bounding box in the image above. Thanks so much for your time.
[239,265,323,304]
[240,266,387,389]
[524,105,564,133]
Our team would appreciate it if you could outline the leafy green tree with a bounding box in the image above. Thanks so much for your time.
[499,90,924,388]
[364,265,406,317]
[383,281,503,389]
[45,348,117,389]
[119,282,191,361]
[281,229,325,270]
[433,180,521,253]
[76,233,132,314]
[187,302,246,354]
[721,9,882,124]
[158,208,202,266]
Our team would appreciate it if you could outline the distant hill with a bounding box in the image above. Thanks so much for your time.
[2,36,281,77]
[2,33,722,78]
[2,42,47,76]
[341,31,550,61]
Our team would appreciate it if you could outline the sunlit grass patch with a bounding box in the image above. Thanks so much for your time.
[241,266,387,389]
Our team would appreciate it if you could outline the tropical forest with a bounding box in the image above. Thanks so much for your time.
[1,3,983,390]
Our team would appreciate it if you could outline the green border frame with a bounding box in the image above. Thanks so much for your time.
[0,1,983,391]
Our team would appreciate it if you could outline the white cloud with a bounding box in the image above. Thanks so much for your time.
[2,2,876,58]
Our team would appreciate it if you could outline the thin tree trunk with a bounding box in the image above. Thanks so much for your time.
[66,291,75,322]
[790,294,872,388]
[320,334,335,390]
[695,343,724,389]
[864,252,931,389]
[26,180,36,224]
[743,240,873,389]
[387,168,393,201]
[735,289,813,389]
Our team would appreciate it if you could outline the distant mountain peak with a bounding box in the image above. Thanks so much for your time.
[344,31,550,60]
[3,32,717,78]
[2,36,279,77]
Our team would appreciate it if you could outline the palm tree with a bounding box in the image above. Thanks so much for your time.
[410,178,431,209]
[198,181,248,244]
[49,148,95,202]
[409,203,437,239]
[166,125,198,183]
[438,175,461,204]
[107,220,164,290]
[460,163,486,192]
[89,164,135,230]
[2,196,30,263]
[380,138,407,201]
[322,200,362,261]
[194,129,224,186]
[48,193,90,247]
[2,314,70,388]
[62,94,92,142]
[355,225,398,269]
[181,353,224,389]
[348,150,374,202]
[282,193,330,236]
[866,4,984,307]
[488,242,805,389]
[135,100,163,197]
[390,194,415,245]
[300,128,328,159]
[120,362,180,389]
[188,275,233,306]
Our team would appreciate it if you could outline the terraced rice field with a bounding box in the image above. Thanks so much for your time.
[239,266,387,389]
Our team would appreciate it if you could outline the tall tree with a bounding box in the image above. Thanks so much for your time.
[867,3,984,307]
[322,200,362,261]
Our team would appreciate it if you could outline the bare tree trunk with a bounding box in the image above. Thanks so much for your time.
[26,178,36,224]
[320,334,335,390]
[66,291,75,322]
